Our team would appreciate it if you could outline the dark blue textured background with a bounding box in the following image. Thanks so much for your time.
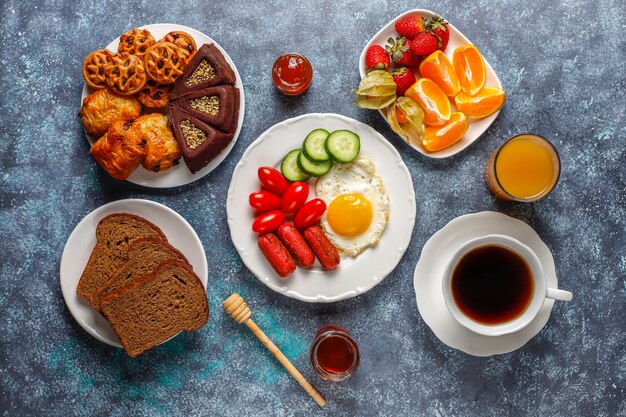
[1,0,625,416]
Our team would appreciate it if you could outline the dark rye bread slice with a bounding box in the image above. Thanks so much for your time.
[171,43,236,99]
[91,238,190,312]
[169,85,240,133]
[76,213,167,302]
[101,260,209,357]
[167,106,234,173]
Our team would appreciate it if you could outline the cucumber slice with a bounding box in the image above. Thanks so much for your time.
[325,130,361,163]
[281,149,310,182]
[302,129,330,162]
[297,151,332,177]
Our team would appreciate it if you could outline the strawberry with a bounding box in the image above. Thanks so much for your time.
[386,37,422,67]
[391,67,416,96]
[426,15,450,52]
[394,15,424,40]
[410,31,439,56]
[365,45,391,71]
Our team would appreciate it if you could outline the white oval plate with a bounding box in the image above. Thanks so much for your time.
[81,23,246,188]
[358,9,503,159]
[414,211,558,356]
[60,199,208,347]
[227,113,416,303]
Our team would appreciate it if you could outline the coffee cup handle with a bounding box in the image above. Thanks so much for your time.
[546,287,573,302]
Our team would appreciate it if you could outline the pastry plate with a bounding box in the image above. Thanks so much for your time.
[358,9,503,159]
[60,199,208,347]
[81,23,246,188]
[414,211,557,356]
[227,113,416,303]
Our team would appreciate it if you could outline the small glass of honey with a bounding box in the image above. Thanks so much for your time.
[272,53,313,96]
[310,325,359,381]
[484,134,561,202]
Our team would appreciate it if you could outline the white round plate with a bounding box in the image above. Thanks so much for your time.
[227,113,416,303]
[358,9,503,159]
[60,199,208,347]
[414,211,558,356]
[81,23,246,188]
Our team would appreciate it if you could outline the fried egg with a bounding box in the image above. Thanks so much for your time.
[315,156,389,257]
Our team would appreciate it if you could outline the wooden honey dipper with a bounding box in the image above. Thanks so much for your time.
[223,293,326,408]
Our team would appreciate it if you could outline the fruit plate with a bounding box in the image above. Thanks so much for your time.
[60,199,208,347]
[81,23,245,188]
[358,9,503,159]
[227,113,416,303]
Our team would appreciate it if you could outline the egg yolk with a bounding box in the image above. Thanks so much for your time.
[327,193,373,237]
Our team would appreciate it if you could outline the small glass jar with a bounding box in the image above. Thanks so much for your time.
[310,325,359,381]
[272,53,313,95]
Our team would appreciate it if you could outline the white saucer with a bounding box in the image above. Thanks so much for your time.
[60,199,208,347]
[413,211,557,356]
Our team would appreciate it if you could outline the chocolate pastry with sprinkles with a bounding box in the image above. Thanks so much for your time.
[168,85,240,133]
[167,106,234,173]
[170,43,236,99]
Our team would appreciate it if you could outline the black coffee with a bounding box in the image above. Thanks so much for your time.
[451,245,534,325]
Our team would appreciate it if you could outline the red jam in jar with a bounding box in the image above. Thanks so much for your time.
[272,53,313,95]
[310,325,359,381]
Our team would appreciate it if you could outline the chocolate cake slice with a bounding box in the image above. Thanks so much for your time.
[167,105,234,173]
[171,43,236,99]
[169,86,240,134]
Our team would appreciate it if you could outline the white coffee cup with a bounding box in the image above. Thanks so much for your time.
[442,234,572,336]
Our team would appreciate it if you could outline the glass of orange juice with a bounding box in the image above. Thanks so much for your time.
[485,134,561,202]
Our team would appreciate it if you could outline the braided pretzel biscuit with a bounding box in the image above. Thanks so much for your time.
[118,28,155,59]
[105,53,147,95]
[82,49,114,89]
[137,79,172,109]
[143,41,188,85]
[160,31,197,61]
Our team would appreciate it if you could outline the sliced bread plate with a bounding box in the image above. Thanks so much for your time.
[81,23,245,188]
[358,9,503,159]
[227,113,416,303]
[60,199,208,347]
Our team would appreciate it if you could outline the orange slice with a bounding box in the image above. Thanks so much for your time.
[422,112,468,152]
[405,78,451,126]
[419,50,460,97]
[452,45,486,96]
[454,87,505,119]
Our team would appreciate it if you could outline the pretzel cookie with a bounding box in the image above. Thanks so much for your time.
[144,41,188,84]
[118,28,155,58]
[105,52,147,95]
[82,49,114,89]
[137,79,172,109]
[161,31,197,61]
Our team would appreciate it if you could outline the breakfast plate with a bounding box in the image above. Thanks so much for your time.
[227,113,416,303]
[81,23,246,188]
[358,9,503,159]
[414,211,558,356]
[60,199,208,347]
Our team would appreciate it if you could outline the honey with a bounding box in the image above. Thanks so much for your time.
[485,134,560,202]
[310,325,359,381]
[272,53,313,95]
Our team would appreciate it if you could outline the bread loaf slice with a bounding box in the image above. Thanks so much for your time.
[101,260,209,357]
[91,238,189,312]
[76,213,166,303]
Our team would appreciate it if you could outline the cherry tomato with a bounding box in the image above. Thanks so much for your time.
[258,166,288,195]
[281,182,309,214]
[249,190,282,213]
[294,198,326,229]
[252,210,284,234]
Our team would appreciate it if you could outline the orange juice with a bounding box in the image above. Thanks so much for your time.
[485,134,560,201]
